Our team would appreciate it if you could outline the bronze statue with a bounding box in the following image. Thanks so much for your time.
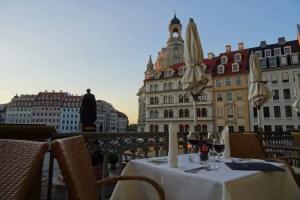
[80,89,97,131]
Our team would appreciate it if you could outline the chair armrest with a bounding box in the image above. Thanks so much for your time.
[96,176,165,200]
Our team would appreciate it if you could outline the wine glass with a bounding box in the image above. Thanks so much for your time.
[206,132,216,168]
[187,131,199,161]
[213,136,225,169]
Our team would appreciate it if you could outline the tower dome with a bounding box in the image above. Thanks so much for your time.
[170,14,180,25]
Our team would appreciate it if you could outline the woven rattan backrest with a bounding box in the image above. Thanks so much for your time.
[229,133,265,159]
[0,139,48,200]
[52,136,98,200]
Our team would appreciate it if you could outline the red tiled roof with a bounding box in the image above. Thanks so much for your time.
[212,49,249,76]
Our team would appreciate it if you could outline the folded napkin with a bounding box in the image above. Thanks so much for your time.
[168,123,178,168]
[221,126,230,159]
[225,162,285,172]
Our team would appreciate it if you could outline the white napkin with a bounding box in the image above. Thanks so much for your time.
[168,122,178,168]
[221,126,230,159]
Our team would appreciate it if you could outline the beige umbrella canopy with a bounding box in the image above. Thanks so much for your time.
[292,74,300,112]
[181,18,209,131]
[182,18,209,97]
[248,52,271,131]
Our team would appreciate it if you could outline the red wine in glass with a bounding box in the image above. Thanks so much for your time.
[213,144,225,154]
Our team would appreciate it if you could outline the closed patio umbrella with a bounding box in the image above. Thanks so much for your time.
[181,18,209,131]
[248,52,271,132]
[292,73,300,112]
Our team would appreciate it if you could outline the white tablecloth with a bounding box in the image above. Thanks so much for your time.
[110,154,300,200]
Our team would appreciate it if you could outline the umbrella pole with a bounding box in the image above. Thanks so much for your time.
[192,94,198,132]
[256,106,262,134]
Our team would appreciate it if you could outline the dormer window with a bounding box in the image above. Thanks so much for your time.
[274,48,281,56]
[234,53,242,62]
[264,49,271,57]
[217,65,225,74]
[284,46,291,54]
[221,56,227,64]
[164,70,172,77]
[232,63,239,72]
[255,51,262,59]
[179,67,186,75]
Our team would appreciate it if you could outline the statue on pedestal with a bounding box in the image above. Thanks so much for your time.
[80,89,97,132]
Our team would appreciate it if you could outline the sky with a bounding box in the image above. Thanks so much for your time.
[0,0,299,124]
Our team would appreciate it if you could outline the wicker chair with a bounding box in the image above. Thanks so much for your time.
[52,135,165,200]
[229,133,300,188]
[0,139,49,200]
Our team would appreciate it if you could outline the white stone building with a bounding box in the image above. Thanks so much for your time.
[5,94,36,124]
[137,16,214,133]
[31,91,67,131]
[59,95,82,133]
[117,111,128,132]
[249,38,300,132]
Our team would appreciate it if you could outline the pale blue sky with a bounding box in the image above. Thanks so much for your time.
[0,0,299,123]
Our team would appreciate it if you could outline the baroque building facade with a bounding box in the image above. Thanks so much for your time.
[212,43,250,133]
[137,17,300,133]
[137,16,214,133]
[248,38,300,132]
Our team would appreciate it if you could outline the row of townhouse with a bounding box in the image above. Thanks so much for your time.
[4,90,128,133]
[137,16,300,133]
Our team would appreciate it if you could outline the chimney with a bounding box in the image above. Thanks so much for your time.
[207,52,215,59]
[60,90,63,92]
[278,37,285,45]
[226,45,231,52]
[52,90,55,93]
[260,41,267,48]
[44,90,47,92]
[238,42,244,50]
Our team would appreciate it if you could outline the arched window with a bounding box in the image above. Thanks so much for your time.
[178,81,182,89]
[202,124,208,133]
[154,110,159,118]
[221,56,227,64]
[154,97,159,104]
[150,124,154,132]
[150,111,153,118]
[154,84,158,91]
[218,65,225,74]
[179,109,184,118]
[169,82,173,90]
[184,95,189,103]
[154,125,159,132]
[179,124,184,132]
[169,109,173,118]
[235,53,242,62]
[164,96,168,104]
[197,108,201,117]
[185,109,189,117]
[164,124,169,132]
[184,124,190,132]
[201,108,207,117]
[197,124,201,132]
[150,97,154,105]
[179,95,184,103]
[164,110,168,118]
[164,83,168,91]
[169,96,174,104]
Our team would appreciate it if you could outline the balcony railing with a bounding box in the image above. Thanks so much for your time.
[1,124,299,199]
